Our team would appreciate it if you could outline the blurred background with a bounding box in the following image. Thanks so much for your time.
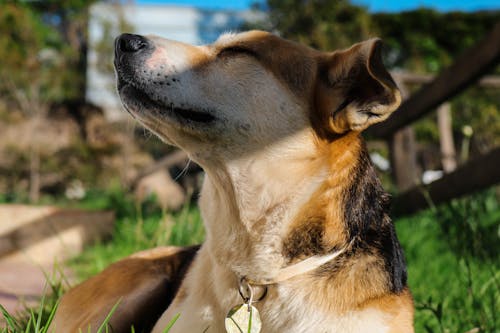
[0,1,499,332]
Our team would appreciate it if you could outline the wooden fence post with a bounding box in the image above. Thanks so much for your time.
[389,76,418,191]
[437,102,457,173]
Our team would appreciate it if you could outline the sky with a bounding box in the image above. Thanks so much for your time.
[137,0,500,12]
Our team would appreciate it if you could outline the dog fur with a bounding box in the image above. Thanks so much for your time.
[49,246,199,332]
[52,30,414,332]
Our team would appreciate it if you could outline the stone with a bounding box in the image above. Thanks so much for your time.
[134,170,186,211]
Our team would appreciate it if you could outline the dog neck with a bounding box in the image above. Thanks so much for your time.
[198,130,363,282]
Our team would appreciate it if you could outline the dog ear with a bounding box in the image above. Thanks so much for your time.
[315,38,401,135]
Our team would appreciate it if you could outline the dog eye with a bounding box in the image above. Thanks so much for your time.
[218,46,256,58]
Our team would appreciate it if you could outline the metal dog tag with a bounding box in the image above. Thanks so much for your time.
[225,304,262,333]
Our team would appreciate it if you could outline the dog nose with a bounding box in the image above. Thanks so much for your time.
[115,33,149,54]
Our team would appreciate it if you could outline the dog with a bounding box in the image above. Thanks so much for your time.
[51,30,414,332]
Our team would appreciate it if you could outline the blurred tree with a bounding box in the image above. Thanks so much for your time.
[263,0,372,50]
[0,3,59,202]
[0,1,98,103]
[373,9,500,73]
[0,1,97,202]
[0,1,138,201]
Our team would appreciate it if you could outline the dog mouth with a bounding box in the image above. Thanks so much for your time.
[118,80,216,124]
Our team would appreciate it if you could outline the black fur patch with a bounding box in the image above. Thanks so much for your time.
[283,218,326,260]
[343,144,407,293]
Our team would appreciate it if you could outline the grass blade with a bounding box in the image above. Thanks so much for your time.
[162,313,180,333]
[24,312,33,333]
[0,304,18,332]
[34,290,47,332]
[96,298,121,333]
[41,299,60,333]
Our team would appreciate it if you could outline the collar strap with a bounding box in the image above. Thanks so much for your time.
[244,241,352,286]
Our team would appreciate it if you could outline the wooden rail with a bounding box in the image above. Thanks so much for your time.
[391,72,500,88]
[392,146,500,215]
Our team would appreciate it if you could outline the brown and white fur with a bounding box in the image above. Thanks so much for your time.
[51,30,414,332]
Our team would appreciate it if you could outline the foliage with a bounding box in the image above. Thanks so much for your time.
[0,1,97,107]
[409,83,500,156]
[0,3,57,111]
[0,113,148,201]
[0,1,100,202]
[260,0,372,50]
[373,9,500,73]
[434,188,499,260]
[261,1,500,70]
[0,2,144,204]
[450,86,500,152]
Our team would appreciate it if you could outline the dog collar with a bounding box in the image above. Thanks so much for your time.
[250,244,350,286]
[239,239,354,291]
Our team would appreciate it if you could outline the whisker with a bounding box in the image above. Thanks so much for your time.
[174,158,192,182]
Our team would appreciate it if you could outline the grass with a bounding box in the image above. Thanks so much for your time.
[396,189,499,333]
[69,188,205,278]
[1,186,498,332]
[0,270,65,333]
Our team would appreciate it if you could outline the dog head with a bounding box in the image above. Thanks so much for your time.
[114,31,400,163]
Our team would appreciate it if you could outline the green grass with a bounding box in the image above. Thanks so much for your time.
[69,189,205,278]
[0,270,65,333]
[1,187,498,332]
[396,189,499,333]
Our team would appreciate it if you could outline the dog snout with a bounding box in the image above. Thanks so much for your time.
[116,33,149,54]
[114,33,154,70]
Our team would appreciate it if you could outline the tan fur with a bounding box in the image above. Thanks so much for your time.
[54,30,413,332]
[363,288,415,332]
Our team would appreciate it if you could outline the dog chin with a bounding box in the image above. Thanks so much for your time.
[118,83,156,112]
[118,81,217,128]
